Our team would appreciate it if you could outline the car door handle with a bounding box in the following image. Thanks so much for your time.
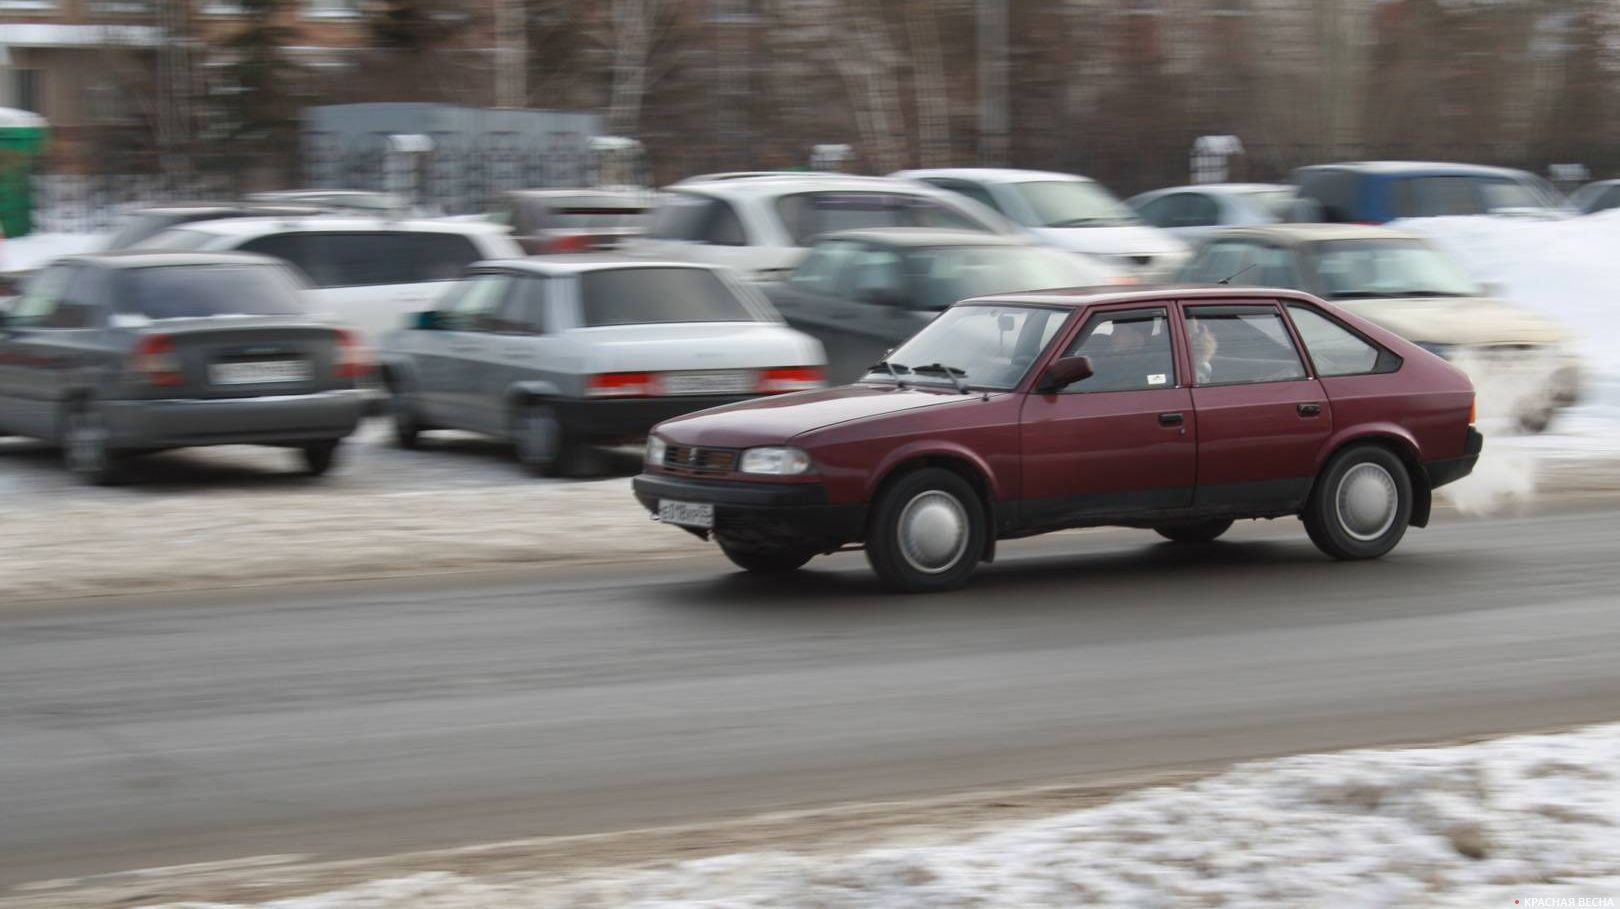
[1158,412,1185,426]
[1297,402,1323,417]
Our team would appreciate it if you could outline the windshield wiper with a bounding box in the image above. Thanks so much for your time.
[869,359,911,388]
[911,362,971,394]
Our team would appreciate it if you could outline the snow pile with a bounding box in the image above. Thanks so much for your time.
[0,232,103,273]
[149,724,1620,908]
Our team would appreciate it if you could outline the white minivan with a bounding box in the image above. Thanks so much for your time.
[133,217,522,341]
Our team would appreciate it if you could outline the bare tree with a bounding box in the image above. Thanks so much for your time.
[590,0,688,138]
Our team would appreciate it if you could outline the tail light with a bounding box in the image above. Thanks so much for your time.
[756,366,826,394]
[1468,399,1477,425]
[334,329,372,381]
[131,334,184,387]
[587,372,657,398]
[543,234,595,254]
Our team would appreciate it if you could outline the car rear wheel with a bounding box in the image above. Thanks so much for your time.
[301,440,341,476]
[514,402,576,478]
[1154,519,1233,544]
[389,381,423,449]
[1303,444,1412,560]
[63,404,125,486]
[718,539,817,574]
[866,468,986,593]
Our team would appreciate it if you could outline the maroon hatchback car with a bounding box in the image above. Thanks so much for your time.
[634,286,1482,592]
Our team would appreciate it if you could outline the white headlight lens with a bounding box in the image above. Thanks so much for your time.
[739,447,813,475]
[645,435,668,465]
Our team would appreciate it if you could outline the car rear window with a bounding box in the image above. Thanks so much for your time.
[119,265,304,319]
[579,268,758,326]
[237,232,482,287]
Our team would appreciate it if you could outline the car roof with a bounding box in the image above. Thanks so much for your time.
[960,284,1322,309]
[160,216,512,238]
[668,174,945,198]
[1135,183,1293,198]
[813,227,1031,248]
[1297,160,1534,178]
[470,256,723,277]
[674,171,852,184]
[1200,223,1425,244]
[63,250,283,270]
[893,168,1097,185]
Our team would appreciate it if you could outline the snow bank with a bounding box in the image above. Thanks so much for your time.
[0,232,103,273]
[147,724,1620,908]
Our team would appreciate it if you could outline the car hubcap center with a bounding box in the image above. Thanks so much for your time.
[898,491,969,574]
[1338,463,1398,541]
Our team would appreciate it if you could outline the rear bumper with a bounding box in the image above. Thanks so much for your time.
[560,395,761,440]
[632,472,867,550]
[104,390,366,449]
[1425,426,1484,490]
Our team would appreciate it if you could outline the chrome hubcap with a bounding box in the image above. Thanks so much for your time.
[897,490,969,574]
[66,412,107,474]
[520,409,559,464]
[1337,462,1399,541]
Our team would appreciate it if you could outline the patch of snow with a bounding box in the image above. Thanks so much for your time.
[141,723,1620,908]
[0,231,104,273]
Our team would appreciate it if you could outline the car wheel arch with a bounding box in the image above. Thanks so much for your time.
[866,451,999,563]
[1310,432,1431,528]
[505,380,564,412]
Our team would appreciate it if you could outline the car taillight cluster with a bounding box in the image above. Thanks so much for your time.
[584,367,827,399]
[334,329,372,381]
[543,234,596,254]
[755,366,825,393]
[586,372,660,398]
[131,334,184,387]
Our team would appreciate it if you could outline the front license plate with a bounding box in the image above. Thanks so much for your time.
[210,360,312,386]
[661,370,753,396]
[659,499,715,529]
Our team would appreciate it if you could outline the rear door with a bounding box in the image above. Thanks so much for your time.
[1018,304,1196,528]
[1182,300,1331,512]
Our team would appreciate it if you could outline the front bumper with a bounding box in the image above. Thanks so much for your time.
[559,395,761,440]
[632,472,867,551]
[1425,426,1484,490]
[104,389,366,449]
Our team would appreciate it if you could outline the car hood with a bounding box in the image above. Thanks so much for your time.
[1332,295,1567,346]
[654,383,993,449]
[1027,224,1190,258]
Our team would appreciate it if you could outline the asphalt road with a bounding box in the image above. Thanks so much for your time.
[4,508,1620,890]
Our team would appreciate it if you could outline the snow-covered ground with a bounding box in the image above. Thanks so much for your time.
[137,723,1620,908]
[0,231,103,273]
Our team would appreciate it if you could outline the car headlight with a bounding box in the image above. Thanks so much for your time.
[1415,342,1457,361]
[738,447,813,475]
[645,434,668,465]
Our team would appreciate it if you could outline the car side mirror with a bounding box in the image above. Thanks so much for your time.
[1041,355,1094,392]
[412,310,443,331]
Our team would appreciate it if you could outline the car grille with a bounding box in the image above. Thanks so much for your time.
[663,445,739,473]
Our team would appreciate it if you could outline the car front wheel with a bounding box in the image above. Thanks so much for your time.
[389,381,423,449]
[1154,519,1233,544]
[63,404,125,486]
[1303,444,1413,560]
[865,467,986,593]
[514,402,576,478]
[301,440,341,476]
[718,539,817,574]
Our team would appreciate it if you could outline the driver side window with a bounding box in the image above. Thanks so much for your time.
[1063,307,1175,393]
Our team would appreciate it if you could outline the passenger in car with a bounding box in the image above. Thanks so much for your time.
[1191,318,1219,384]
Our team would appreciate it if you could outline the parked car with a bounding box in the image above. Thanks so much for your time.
[634,286,1480,591]
[1568,178,1620,215]
[101,202,328,251]
[498,188,651,254]
[1176,224,1582,432]
[0,251,367,484]
[1291,162,1571,224]
[131,216,521,341]
[892,168,1192,278]
[378,258,826,477]
[624,174,1019,283]
[1126,183,1295,240]
[763,228,1125,383]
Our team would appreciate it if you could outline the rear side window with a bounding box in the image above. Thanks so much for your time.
[119,265,304,319]
[1295,169,1357,222]
[240,232,479,287]
[1184,305,1307,386]
[647,192,716,240]
[410,233,483,281]
[580,268,757,327]
[1285,304,1392,376]
[775,192,982,246]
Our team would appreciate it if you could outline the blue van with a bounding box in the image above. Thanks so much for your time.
[1292,162,1570,223]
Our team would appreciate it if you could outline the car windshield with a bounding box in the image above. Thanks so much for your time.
[120,265,304,319]
[862,303,1070,390]
[580,267,760,326]
[1312,239,1481,299]
[905,245,1117,311]
[1011,181,1140,228]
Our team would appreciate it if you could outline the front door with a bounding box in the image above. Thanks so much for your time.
[1018,304,1196,529]
[1182,301,1332,512]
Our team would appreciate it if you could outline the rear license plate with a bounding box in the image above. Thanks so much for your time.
[209,360,312,386]
[659,499,715,529]
[661,371,753,396]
